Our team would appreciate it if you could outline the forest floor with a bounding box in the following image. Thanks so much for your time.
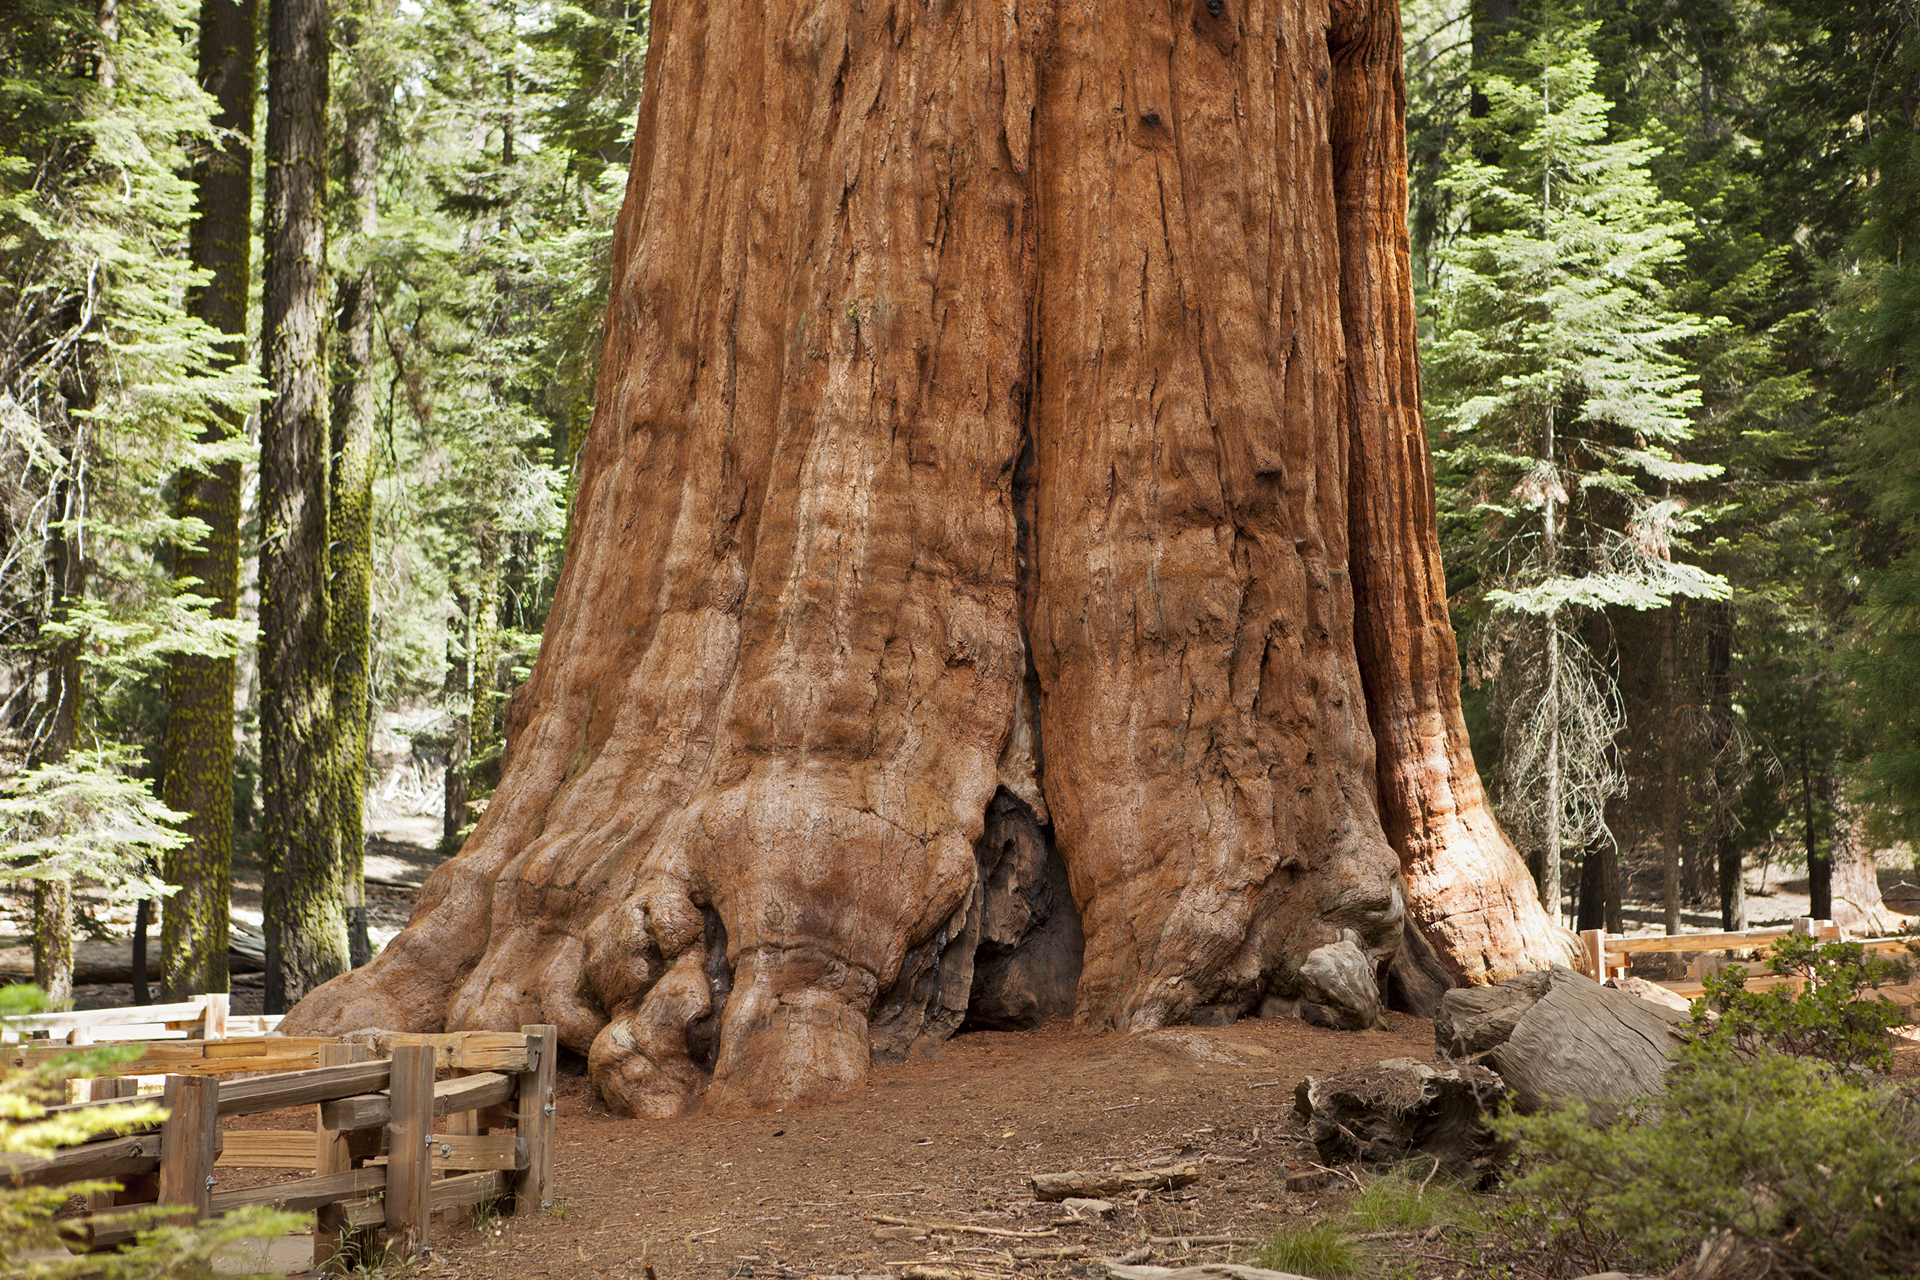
[7,820,1920,1278]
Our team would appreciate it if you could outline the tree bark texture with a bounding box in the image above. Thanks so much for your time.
[286,0,1568,1114]
[162,0,255,1000]
[260,0,346,1011]
[332,5,382,970]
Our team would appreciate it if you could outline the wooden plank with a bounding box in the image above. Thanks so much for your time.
[317,1070,517,1134]
[437,1069,515,1118]
[67,1203,196,1253]
[209,1164,387,1214]
[217,1058,392,1116]
[317,1171,508,1232]
[14,1037,327,1077]
[434,1169,509,1214]
[356,1031,532,1073]
[315,1042,376,1272]
[216,1129,317,1169]
[2,998,212,1035]
[0,1130,165,1185]
[158,1075,219,1218]
[372,1132,524,1173]
[224,1014,286,1036]
[512,1024,556,1214]
[319,1091,390,1132]
[202,992,228,1040]
[386,1042,436,1256]
[85,1077,141,1211]
[1604,928,1796,955]
[203,1036,337,1059]
[1580,929,1605,980]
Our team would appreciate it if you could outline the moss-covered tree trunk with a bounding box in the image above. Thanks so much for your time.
[31,471,82,1005]
[288,0,1571,1113]
[260,0,346,1011]
[331,1,382,970]
[161,0,255,1000]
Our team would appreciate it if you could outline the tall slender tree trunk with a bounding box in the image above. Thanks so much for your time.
[332,1,382,970]
[1660,603,1682,934]
[34,0,120,1004]
[261,0,346,1011]
[286,0,1572,1115]
[162,0,256,1000]
[1705,600,1744,929]
[1824,765,1885,931]
[1799,712,1828,922]
[441,589,471,853]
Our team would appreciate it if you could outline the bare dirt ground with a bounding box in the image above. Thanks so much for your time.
[416,1014,1439,1280]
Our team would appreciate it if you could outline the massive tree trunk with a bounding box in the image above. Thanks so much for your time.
[286,0,1570,1113]
[162,0,255,1000]
[260,0,347,1011]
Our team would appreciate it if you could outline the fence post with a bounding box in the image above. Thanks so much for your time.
[512,1024,556,1215]
[157,1074,219,1218]
[202,992,229,1040]
[314,1041,375,1269]
[85,1077,141,1213]
[386,1042,436,1258]
[1580,929,1606,982]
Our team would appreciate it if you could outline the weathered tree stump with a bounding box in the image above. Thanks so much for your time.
[1293,1057,1510,1183]
[1435,965,1690,1115]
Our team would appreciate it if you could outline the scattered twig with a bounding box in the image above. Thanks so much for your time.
[1419,1155,1442,1195]
[869,1214,1058,1240]
[1101,1100,1143,1112]
[1146,1234,1258,1246]
[1011,1244,1089,1261]
[1248,1080,1281,1088]
[1307,1160,1365,1190]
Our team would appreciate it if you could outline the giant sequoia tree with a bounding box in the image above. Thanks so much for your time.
[286,0,1571,1114]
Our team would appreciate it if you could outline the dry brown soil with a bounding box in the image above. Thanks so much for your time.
[409,1015,1435,1280]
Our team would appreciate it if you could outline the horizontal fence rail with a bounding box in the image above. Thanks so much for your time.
[4,1023,556,1267]
[1580,917,1920,1007]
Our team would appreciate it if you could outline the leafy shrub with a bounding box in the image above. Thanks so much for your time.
[0,985,299,1277]
[1690,932,1913,1073]
[1493,940,1920,1279]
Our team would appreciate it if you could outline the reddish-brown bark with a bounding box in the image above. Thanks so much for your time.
[285,0,1568,1114]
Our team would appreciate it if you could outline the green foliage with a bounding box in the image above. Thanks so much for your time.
[0,745,184,900]
[0,986,300,1277]
[1422,9,1728,895]
[1496,1048,1920,1279]
[1425,12,1726,621]
[1255,1220,1361,1278]
[1349,1167,1484,1237]
[1840,12,1920,842]
[1692,933,1912,1075]
[1494,940,1920,1278]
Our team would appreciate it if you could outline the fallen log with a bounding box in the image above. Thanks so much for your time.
[1030,1164,1200,1201]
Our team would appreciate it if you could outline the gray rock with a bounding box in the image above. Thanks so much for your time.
[1296,936,1385,1030]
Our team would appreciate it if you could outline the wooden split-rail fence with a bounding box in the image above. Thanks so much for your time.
[1,1020,557,1268]
[1579,916,1920,1015]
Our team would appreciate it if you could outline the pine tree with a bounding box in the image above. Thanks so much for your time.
[259,0,347,1010]
[1,0,258,998]
[162,0,257,1000]
[1424,11,1728,922]
[1843,10,1920,844]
